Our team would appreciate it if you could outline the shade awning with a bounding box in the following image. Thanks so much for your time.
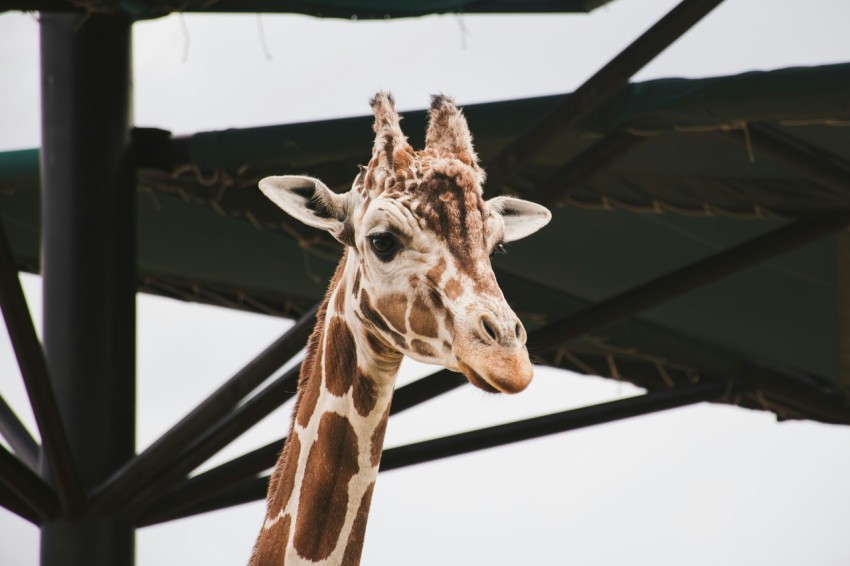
[2,62,849,423]
[0,0,612,18]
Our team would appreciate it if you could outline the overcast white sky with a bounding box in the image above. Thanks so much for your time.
[2,1,850,565]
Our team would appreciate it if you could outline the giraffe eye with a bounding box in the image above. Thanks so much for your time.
[369,232,399,260]
[490,243,507,257]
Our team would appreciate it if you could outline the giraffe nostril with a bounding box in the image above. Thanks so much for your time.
[481,316,498,342]
[514,322,522,340]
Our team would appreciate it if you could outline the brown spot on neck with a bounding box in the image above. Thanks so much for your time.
[364,330,394,359]
[293,413,361,562]
[325,318,358,397]
[341,482,375,566]
[266,432,301,519]
[292,251,348,428]
[371,403,391,468]
[297,336,323,428]
[249,513,291,566]
[334,284,347,313]
[353,372,379,417]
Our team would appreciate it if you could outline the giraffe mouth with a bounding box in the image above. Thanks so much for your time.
[458,361,505,394]
[455,345,534,394]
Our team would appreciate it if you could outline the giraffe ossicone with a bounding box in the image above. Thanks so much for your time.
[249,93,551,565]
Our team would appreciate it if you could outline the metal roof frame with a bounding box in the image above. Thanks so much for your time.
[1,1,849,564]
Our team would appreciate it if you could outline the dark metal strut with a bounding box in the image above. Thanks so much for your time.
[530,211,850,351]
[0,217,83,513]
[90,304,317,513]
[0,478,43,525]
[123,364,301,517]
[725,122,850,194]
[0,443,58,522]
[529,127,645,205]
[140,381,729,524]
[483,0,726,195]
[133,367,464,524]
[0,393,39,471]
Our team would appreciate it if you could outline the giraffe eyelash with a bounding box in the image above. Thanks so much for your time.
[490,243,507,257]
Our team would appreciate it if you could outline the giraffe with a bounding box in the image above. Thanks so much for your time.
[248,93,551,565]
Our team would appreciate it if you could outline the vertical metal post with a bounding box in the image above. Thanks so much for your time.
[39,13,136,566]
[839,230,850,398]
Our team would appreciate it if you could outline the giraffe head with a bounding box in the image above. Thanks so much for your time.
[261,93,550,394]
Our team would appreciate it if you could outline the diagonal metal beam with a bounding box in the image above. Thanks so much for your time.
[137,475,269,527]
[529,127,645,205]
[90,304,317,513]
[134,439,280,526]
[744,364,850,425]
[483,0,726,195]
[380,381,729,471]
[140,381,729,525]
[0,216,84,515]
[0,478,42,525]
[390,369,465,416]
[123,364,301,517]
[0,393,39,470]
[0,443,58,521]
[725,122,850,194]
[142,340,707,524]
[134,368,466,524]
[530,211,850,351]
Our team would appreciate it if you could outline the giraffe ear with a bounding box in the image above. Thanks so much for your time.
[487,196,552,243]
[259,175,353,244]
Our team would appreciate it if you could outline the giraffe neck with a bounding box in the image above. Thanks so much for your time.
[250,252,402,566]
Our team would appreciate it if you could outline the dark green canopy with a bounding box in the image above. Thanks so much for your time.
[0,0,610,19]
[2,62,849,424]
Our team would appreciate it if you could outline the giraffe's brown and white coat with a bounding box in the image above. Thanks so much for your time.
[249,93,551,565]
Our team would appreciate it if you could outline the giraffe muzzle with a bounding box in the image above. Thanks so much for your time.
[456,311,533,394]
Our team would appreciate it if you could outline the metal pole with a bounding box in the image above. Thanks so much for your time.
[39,13,135,566]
